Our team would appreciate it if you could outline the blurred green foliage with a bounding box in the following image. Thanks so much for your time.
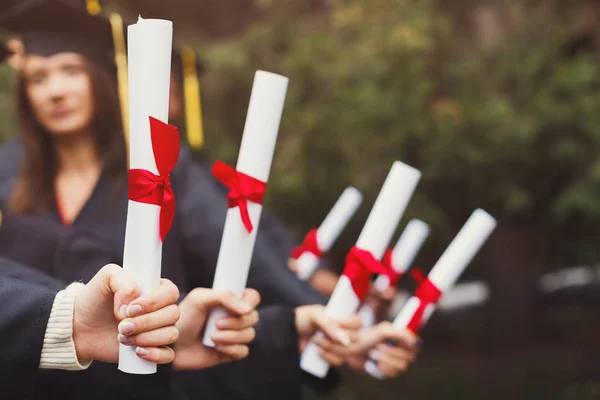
[193,0,600,270]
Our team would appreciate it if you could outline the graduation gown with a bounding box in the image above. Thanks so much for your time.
[0,139,325,307]
[0,143,333,399]
[0,265,58,399]
[0,184,311,400]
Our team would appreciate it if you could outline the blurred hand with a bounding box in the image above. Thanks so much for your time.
[287,257,299,273]
[347,321,420,379]
[73,264,181,364]
[173,288,260,371]
[296,305,362,367]
[363,284,398,322]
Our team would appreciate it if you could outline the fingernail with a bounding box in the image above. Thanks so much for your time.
[135,347,149,357]
[126,304,143,317]
[335,329,351,346]
[118,333,132,345]
[119,305,127,319]
[212,331,224,341]
[238,302,251,313]
[118,321,135,335]
[369,350,381,360]
[217,319,230,329]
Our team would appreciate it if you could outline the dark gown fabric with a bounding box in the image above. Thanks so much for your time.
[0,266,57,399]
[0,140,335,399]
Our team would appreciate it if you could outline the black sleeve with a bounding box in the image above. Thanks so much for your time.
[173,160,326,307]
[0,271,57,397]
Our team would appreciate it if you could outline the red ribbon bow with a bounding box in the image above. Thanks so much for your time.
[342,247,390,301]
[291,229,323,259]
[128,117,180,242]
[406,278,442,334]
[212,160,267,233]
[382,249,403,287]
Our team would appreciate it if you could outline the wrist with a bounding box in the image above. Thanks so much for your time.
[72,284,92,361]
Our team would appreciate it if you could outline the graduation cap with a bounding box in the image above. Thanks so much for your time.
[0,0,116,67]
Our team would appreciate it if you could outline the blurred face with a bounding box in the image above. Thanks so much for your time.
[22,52,95,137]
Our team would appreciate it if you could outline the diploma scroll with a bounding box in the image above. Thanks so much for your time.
[295,187,363,281]
[119,17,173,375]
[202,71,288,347]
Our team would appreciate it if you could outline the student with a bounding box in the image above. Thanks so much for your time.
[0,261,180,398]
[0,2,360,399]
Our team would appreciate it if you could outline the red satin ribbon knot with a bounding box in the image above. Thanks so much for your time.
[291,229,323,259]
[342,247,390,301]
[212,160,267,233]
[406,278,442,334]
[128,117,180,242]
[382,249,403,287]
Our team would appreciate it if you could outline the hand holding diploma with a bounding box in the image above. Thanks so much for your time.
[347,322,420,379]
[173,288,261,371]
[74,264,180,365]
[295,305,362,367]
[365,209,497,378]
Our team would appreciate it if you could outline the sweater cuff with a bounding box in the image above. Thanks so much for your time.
[39,282,93,371]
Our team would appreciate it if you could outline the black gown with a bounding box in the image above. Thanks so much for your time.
[0,265,58,399]
[0,210,307,400]
[0,141,337,399]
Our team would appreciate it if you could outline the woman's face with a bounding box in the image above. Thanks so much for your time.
[22,52,95,137]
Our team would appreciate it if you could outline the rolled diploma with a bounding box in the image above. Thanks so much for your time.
[296,187,363,281]
[300,161,421,378]
[118,17,172,375]
[202,71,288,347]
[359,220,430,328]
[365,208,497,378]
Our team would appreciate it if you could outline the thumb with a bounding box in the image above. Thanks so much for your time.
[99,264,139,320]
[311,309,351,346]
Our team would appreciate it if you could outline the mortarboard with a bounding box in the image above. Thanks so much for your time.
[0,0,115,67]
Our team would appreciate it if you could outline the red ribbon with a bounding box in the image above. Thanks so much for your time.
[291,229,323,259]
[212,160,267,233]
[406,278,442,334]
[382,249,403,287]
[128,117,180,242]
[342,247,390,301]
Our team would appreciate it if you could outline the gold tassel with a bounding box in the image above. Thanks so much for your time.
[86,0,101,15]
[181,46,204,149]
[109,13,130,161]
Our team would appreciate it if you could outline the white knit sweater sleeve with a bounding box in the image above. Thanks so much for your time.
[39,282,93,370]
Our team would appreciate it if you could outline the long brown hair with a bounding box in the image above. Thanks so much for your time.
[9,58,127,215]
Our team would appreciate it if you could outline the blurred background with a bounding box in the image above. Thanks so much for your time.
[2,0,600,398]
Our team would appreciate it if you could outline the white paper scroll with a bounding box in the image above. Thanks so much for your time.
[296,187,363,281]
[359,220,430,328]
[202,71,288,347]
[300,161,421,378]
[365,209,497,378]
[118,17,172,375]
